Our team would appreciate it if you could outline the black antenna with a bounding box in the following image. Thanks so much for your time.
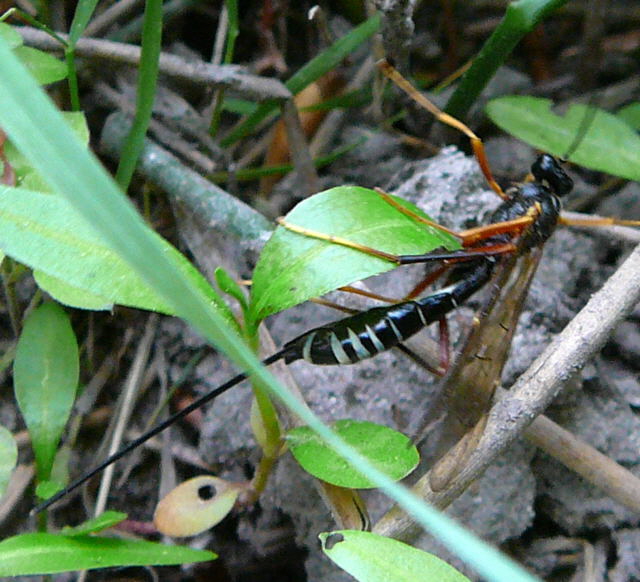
[32,349,289,515]
[562,98,598,161]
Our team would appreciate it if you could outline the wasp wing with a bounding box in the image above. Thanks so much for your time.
[429,245,544,491]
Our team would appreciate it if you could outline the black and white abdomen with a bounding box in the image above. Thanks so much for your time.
[283,302,431,365]
[282,283,477,366]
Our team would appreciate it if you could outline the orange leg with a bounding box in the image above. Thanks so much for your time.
[278,212,533,267]
[559,215,640,228]
[377,59,508,201]
[374,187,460,238]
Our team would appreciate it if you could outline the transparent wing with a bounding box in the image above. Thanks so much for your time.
[429,246,544,490]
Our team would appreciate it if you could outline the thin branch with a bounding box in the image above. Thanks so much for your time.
[100,111,273,242]
[17,26,291,101]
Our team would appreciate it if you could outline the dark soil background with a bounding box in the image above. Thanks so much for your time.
[2,1,640,581]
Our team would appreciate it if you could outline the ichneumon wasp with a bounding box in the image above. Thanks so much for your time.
[32,60,640,550]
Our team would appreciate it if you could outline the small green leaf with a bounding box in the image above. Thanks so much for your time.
[486,96,640,181]
[61,511,128,536]
[214,267,248,310]
[14,303,79,482]
[0,533,216,576]
[13,45,67,85]
[616,102,640,131]
[249,186,460,324]
[36,480,64,500]
[320,530,471,582]
[287,420,419,489]
[0,23,23,49]
[0,425,17,497]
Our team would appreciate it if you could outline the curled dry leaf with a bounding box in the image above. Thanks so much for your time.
[153,476,246,537]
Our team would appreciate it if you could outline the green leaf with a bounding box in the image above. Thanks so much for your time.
[36,479,64,500]
[14,303,79,482]
[485,96,640,181]
[0,23,23,49]
[34,271,114,310]
[320,530,471,582]
[61,511,128,536]
[616,102,640,131]
[68,0,99,45]
[215,266,248,311]
[249,186,460,323]
[0,533,216,576]
[287,420,419,489]
[0,425,17,497]
[0,186,236,323]
[13,45,67,85]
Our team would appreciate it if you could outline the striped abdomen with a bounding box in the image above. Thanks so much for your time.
[283,258,495,365]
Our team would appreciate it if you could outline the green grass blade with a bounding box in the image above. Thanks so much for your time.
[67,0,99,45]
[220,13,381,146]
[65,0,99,109]
[115,0,163,189]
[445,0,569,119]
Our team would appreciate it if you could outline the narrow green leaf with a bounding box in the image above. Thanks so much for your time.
[14,303,79,482]
[13,46,67,85]
[61,511,128,536]
[214,267,248,311]
[68,0,99,45]
[287,420,419,489]
[320,530,471,582]
[114,0,162,189]
[486,96,640,181]
[0,425,17,497]
[249,186,460,323]
[0,533,216,576]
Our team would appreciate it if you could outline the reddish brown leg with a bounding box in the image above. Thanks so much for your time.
[437,317,451,376]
